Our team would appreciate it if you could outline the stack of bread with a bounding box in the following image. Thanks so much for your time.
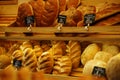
[9,0,120,27]
[0,40,120,80]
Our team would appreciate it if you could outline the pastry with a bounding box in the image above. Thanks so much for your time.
[36,51,54,74]
[52,56,72,76]
[67,0,81,9]
[66,40,81,69]
[23,48,37,72]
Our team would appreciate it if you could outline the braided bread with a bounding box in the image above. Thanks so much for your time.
[36,51,54,74]
[23,48,37,71]
[66,41,81,69]
[52,56,72,76]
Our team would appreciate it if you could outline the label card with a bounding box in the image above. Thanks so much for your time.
[13,59,22,68]
[84,14,95,26]
[25,16,34,26]
[58,15,67,24]
[92,66,106,77]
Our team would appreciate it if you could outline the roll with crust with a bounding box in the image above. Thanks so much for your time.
[36,51,54,74]
[52,56,72,76]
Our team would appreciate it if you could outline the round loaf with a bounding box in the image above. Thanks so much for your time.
[81,43,100,65]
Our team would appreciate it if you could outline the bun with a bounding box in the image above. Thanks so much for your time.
[20,41,32,51]
[52,56,72,76]
[12,50,23,61]
[37,51,54,74]
[23,48,37,71]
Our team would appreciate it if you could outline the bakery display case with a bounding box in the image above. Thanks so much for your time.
[0,0,120,80]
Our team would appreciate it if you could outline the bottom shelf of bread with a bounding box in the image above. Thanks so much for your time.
[0,39,120,80]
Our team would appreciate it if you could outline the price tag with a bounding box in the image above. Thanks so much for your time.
[84,14,95,26]
[58,15,67,24]
[92,66,106,77]
[25,16,34,26]
[13,59,22,68]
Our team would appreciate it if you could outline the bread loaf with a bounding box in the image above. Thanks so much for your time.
[52,56,72,76]
[66,40,81,69]
[29,0,59,27]
[83,60,106,75]
[60,7,82,26]
[15,2,34,27]
[23,48,37,71]
[106,53,120,80]
[102,44,119,56]
[94,51,113,63]
[81,43,100,65]
[37,51,54,74]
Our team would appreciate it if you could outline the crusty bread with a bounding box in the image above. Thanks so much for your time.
[36,51,54,74]
[29,0,59,27]
[66,41,81,69]
[60,7,82,26]
[52,56,72,76]
[23,48,37,72]
[67,0,81,9]
[15,2,34,27]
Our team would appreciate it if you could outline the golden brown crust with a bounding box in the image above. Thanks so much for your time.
[29,0,59,27]
[67,0,81,9]
[36,51,54,74]
[66,41,81,69]
[52,56,72,76]
[16,2,34,27]
[59,0,67,12]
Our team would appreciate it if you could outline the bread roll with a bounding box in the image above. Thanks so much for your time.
[0,54,11,69]
[23,48,37,71]
[106,53,120,80]
[83,60,106,75]
[17,67,32,80]
[81,43,100,65]
[37,51,54,74]
[94,51,113,63]
[102,44,119,56]
[52,56,72,76]
[66,40,81,69]
[51,41,67,59]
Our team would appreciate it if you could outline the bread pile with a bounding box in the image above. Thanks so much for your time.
[0,40,120,79]
[9,0,120,27]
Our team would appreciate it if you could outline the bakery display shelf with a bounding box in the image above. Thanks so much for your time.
[0,26,120,41]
